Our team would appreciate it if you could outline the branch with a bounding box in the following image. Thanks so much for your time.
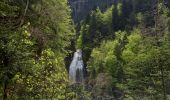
[24,0,29,17]
[18,0,29,28]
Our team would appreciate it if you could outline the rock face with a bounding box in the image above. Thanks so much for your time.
[87,73,124,99]
[92,73,113,99]
[69,0,116,23]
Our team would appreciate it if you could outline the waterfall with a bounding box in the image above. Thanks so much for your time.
[69,49,84,83]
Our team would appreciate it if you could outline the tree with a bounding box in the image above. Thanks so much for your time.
[0,0,75,99]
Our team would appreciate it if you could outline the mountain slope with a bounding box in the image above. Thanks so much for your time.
[69,0,116,23]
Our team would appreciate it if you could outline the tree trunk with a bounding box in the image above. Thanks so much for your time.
[160,66,166,100]
[3,81,8,100]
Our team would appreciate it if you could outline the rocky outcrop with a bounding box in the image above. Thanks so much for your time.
[92,73,114,99]
[87,73,124,100]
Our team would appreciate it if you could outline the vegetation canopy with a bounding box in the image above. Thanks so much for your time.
[0,0,170,99]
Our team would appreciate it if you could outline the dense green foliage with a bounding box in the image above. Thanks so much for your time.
[1,0,170,99]
[76,0,170,99]
[0,0,75,99]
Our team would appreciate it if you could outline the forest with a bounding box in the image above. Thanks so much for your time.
[0,0,170,100]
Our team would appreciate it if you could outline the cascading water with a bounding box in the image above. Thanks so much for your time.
[69,49,84,83]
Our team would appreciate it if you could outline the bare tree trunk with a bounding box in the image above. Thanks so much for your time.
[19,0,29,27]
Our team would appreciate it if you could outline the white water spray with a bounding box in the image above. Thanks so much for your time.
[69,49,84,83]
